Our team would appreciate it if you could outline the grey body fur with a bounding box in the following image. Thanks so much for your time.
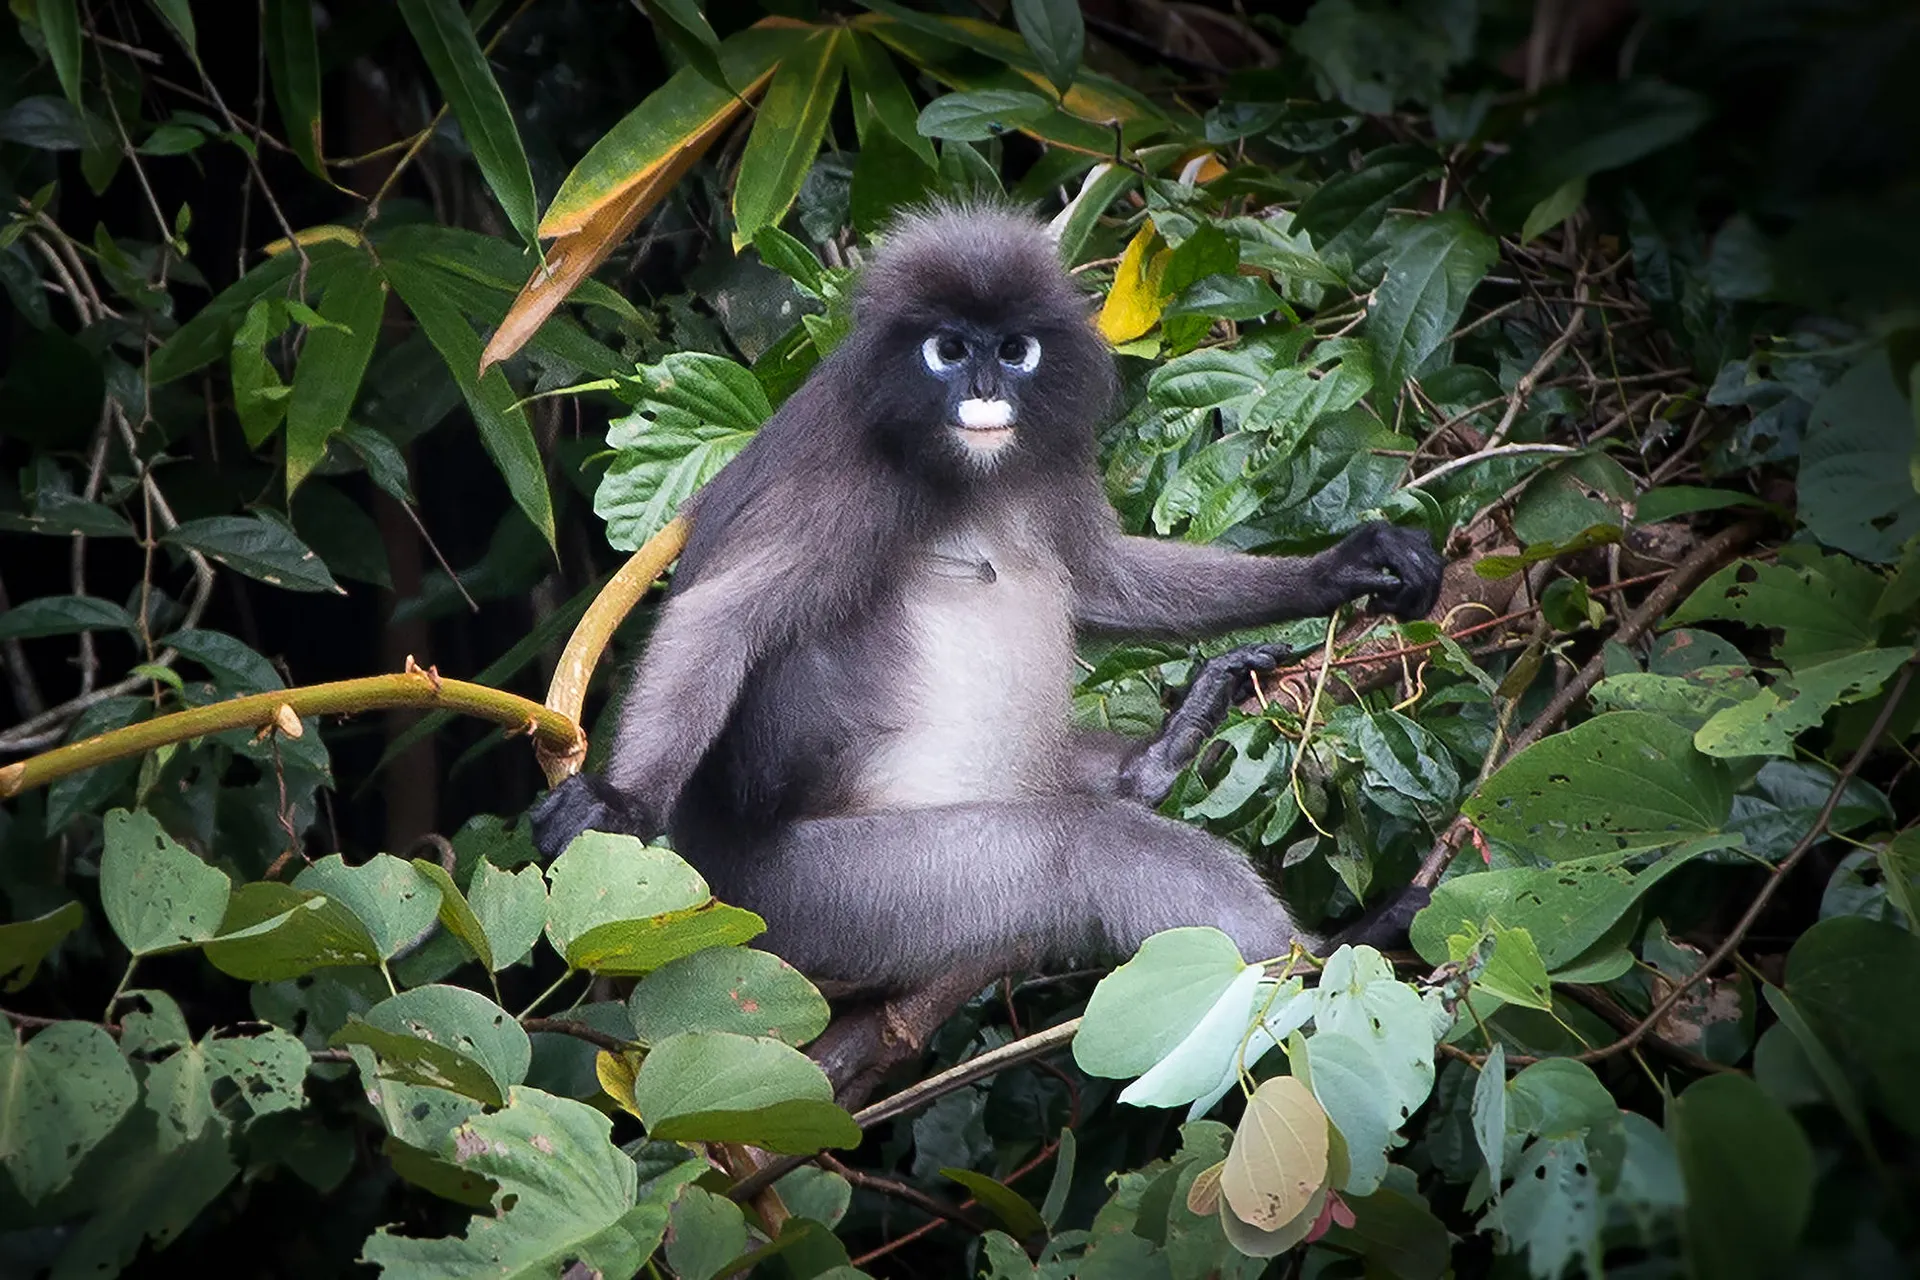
[532,205,1443,994]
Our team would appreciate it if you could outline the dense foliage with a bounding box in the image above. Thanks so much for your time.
[0,0,1916,1277]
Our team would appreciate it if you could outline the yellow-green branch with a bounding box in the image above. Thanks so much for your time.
[0,672,582,801]
[538,516,689,784]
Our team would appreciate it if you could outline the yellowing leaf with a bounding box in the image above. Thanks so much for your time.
[1096,222,1171,345]
[595,1049,645,1120]
[1221,1075,1330,1231]
[1187,1159,1225,1216]
[731,27,847,250]
[263,224,366,257]
[482,23,801,372]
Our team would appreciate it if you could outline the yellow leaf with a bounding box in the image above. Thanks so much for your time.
[1187,1158,1225,1216]
[263,224,365,257]
[1221,1075,1330,1231]
[1095,222,1171,345]
[595,1048,645,1120]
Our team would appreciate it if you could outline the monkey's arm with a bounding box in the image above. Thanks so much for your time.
[531,554,790,855]
[1071,520,1443,637]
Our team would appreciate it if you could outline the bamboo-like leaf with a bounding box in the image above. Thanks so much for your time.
[635,0,731,94]
[843,32,936,168]
[286,254,385,494]
[147,0,196,53]
[41,0,83,109]
[731,28,847,250]
[384,258,555,549]
[263,0,324,177]
[482,24,800,373]
[396,0,538,245]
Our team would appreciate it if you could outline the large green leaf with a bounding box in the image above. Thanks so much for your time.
[383,256,555,548]
[1786,916,1920,1137]
[1668,551,1889,668]
[1464,711,1735,860]
[0,1022,137,1203]
[1367,211,1498,394]
[916,89,1052,142]
[0,595,135,641]
[1672,1074,1812,1280]
[361,1088,707,1276]
[1075,927,1250,1078]
[731,28,846,250]
[1693,647,1913,758]
[630,1031,861,1154]
[629,948,829,1047]
[566,902,765,977]
[263,0,324,176]
[335,985,531,1109]
[843,32,936,167]
[396,0,538,244]
[99,809,231,958]
[291,855,440,960]
[543,832,712,960]
[1011,0,1084,95]
[40,0,82,108]
[1798,351,1920,563]
[0,903,85,993]
[202,882,383,981]
[286,253,385,493]
[162,516,344,594]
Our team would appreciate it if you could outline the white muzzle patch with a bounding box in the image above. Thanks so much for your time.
[953,397,1016,456]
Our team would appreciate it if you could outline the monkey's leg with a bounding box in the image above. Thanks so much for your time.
[1094,641,1296,806]
[704,798,1304,993]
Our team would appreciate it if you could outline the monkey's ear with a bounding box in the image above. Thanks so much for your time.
[529,773,658,858]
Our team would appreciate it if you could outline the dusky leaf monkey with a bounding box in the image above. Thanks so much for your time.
[533,205,1443,1089]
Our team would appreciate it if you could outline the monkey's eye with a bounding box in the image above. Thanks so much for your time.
[922,334,968,373]
[997,335,1041,373]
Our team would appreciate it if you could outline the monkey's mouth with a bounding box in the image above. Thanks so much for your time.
[953,397,1016,454]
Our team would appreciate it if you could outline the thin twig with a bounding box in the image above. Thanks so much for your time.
[1486,268,1589,448]
[1407,442,1580,489]
[521,1017,631,1053]
[820,1155,991,1237]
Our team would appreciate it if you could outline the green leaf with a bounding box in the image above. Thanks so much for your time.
[595,355,767,549]
[1076,928,1249,1078]
[628,947,829,1047]
[46,1109,237,1280]
[1410,840,1731,971]
[1479,1135,1600,1278]
[0,595,135,641]
[286,254,385,493]
[1694,647,1913,758]
[1115,961,1264,1108]
[632,1031,861,1153]
[1302,1030,1394,1196]
[665,1185,749,1280]
[1319,1187,1448,1280]
[263,0,324,176]
[0,1021,137,1203]
[635,0,731,96]
[1011,0,1084,95]
[146,0,195,52]
[944,1167,1048,1237]
[1673,1074,1812,1280]
[1312,945,1439,1122]
[1519,175,1586,245]
[1506,1059,1615,1140]
[542,832,715,961]
[335,985,531,1109]
[1295,144,1441,258]
[231,298,291,446]
[1367,211,1498,394]
[843,32,937,168]
[361,1088,703,1276]
[915,89,1053,142]
[202,882,383,981]
[1464,711,1735,860]
[0,902,84,993]
[396,0,538,244]
[1786,915,1920,1137]
[410,859,496,969]
[1798,351,1920,563]
[40,0,83,108]
[99,809,231,957]
[731,28,846,250]
[751,225,827,298]
[384,257,555,548]
[1489,79,1709,227]
[162,515,344,594]
[293,854,441,961]
[1462,922,1553,1011]
[566,902,765,976]
[149,238,351,383]
[1472,1043,1507,1193]
[1669,551,1887,667]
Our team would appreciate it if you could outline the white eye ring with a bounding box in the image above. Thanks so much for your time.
[999,335,1041,373]
[922,335,965,373]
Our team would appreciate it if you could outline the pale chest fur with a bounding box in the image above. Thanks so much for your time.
[853,522,1075,809]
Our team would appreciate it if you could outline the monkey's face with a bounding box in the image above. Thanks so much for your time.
[915,323,1043,463]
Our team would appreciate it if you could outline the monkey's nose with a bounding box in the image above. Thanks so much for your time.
[956,398,1014,431]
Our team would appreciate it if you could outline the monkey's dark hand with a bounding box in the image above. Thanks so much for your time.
[529,773,661,859]
[1319,521,1445,620]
